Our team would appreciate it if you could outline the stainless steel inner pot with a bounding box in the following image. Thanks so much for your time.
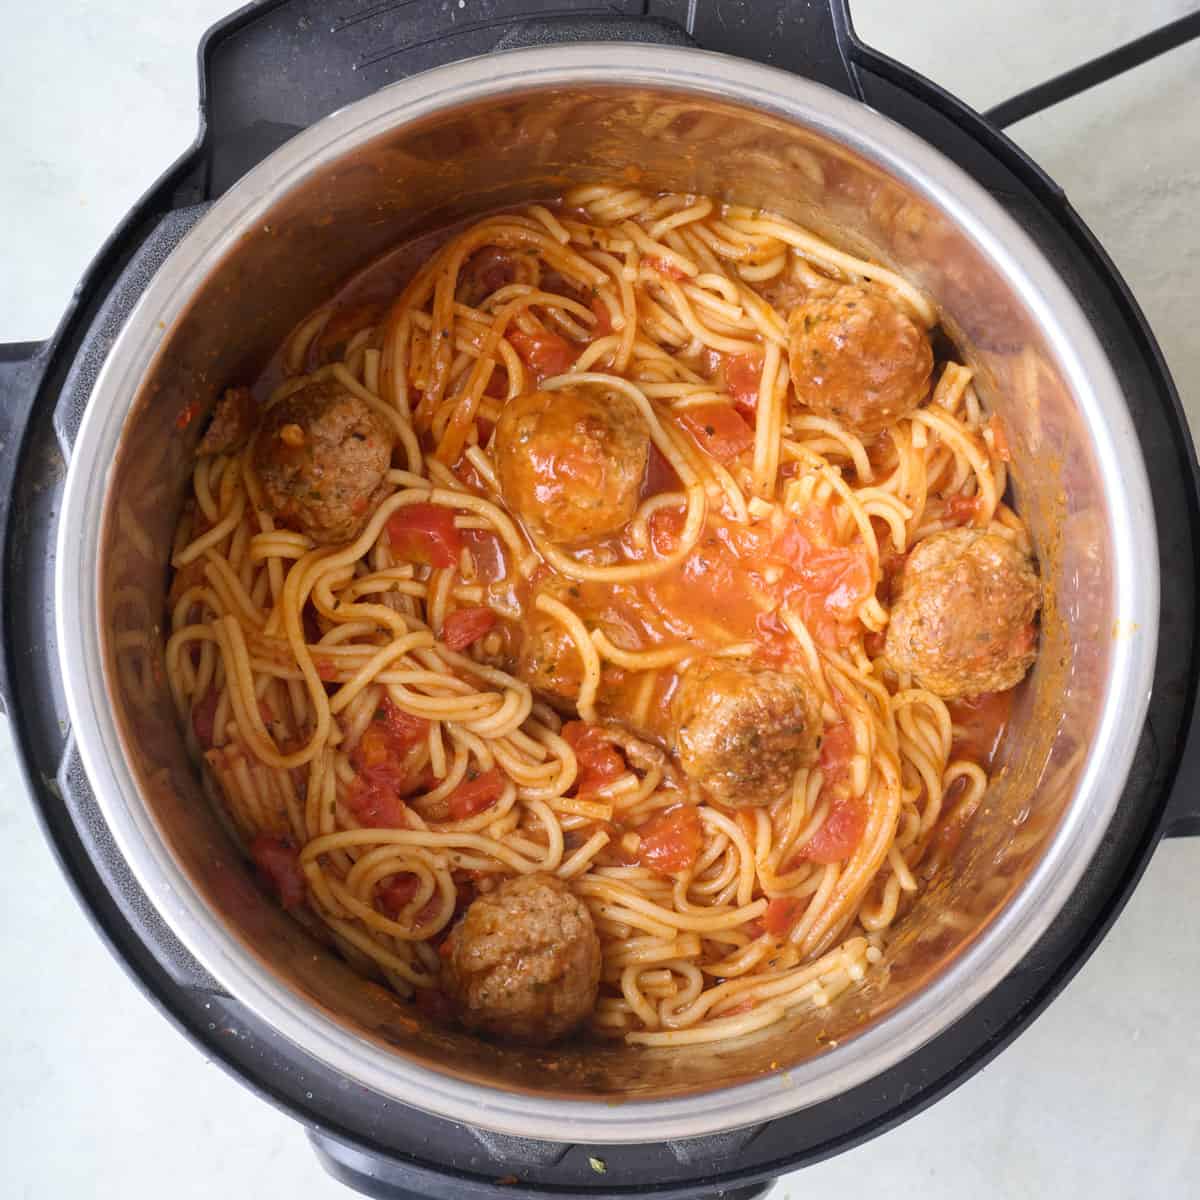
[55,45,1158,1143]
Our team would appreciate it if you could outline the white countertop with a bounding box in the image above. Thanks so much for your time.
[2,3,1198,1197]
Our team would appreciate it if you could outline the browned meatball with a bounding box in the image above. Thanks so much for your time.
[885,529,1040,699]
[670,658,822,808]
[254,379,393,545]
[787,284,933,438]
[441,873,601,1044]
[494,383,650,546]
[517,590,585,705]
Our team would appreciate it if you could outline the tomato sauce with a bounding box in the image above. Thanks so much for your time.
[262,203,1018,880]
[947,689,1014,770]
[627,503,872,658]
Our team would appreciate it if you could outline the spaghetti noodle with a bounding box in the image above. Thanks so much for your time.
[166,187,1036,1048]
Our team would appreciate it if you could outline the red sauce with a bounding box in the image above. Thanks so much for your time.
[256,205,1022,892]
[461,527,507,584]
[629,503,872,658]
[590,296,614,338]
[947,689,1014,769]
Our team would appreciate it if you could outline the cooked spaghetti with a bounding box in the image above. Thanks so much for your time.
[166,187,1040,1049]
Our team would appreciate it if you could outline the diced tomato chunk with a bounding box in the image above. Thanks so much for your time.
[508,326,576,381]
[356,700,428,768]
[345,777,411,829]
[636,804,703,876]
[387,503,463,569]
[763,896,804,937]
[377,873,420,916]
[724,352,763,415]
[446,767,506,821]
[192,687,219,748]
[380,698,429,746]
[346,700,429,828]
[679,404,755,462]
[441,606,497,652]
[772,514,873,646]
[563,721,627,796]
[249,835,306,909]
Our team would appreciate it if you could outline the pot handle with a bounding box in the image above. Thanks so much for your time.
[653,0,862,97]
[308,1129,775,1199]
[0,340,50,714]
[494,2,863,99]
[1163,721,1200,838]
[195,0,867,196]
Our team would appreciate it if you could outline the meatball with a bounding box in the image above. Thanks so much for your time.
[885,529,1040,699]
[517,589,585,705]
[670,658,822,807]
[254,379,393,545]
[787,284,933,438]
[494,382,651,546]
[441,873,601,1044]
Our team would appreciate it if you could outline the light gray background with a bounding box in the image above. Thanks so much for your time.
[2,3,1198,1197]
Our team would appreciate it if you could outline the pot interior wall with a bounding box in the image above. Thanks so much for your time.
[99,84,1107,1099]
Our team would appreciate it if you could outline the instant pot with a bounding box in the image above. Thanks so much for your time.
[3,3,1199,1197]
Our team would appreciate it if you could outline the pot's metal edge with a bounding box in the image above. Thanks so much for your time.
[55,43,1158,1144]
